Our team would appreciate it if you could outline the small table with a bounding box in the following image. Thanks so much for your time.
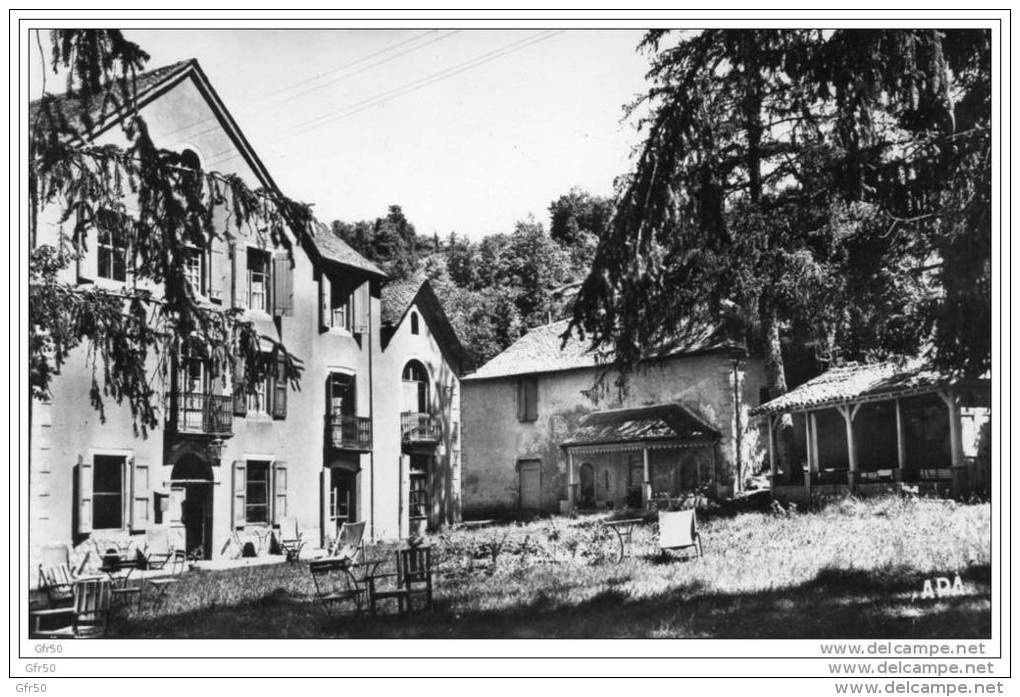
[602,518,645,563]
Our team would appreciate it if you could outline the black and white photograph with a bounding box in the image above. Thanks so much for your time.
[13,8,1007,689]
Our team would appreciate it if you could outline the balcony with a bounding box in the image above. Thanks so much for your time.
[401,411,441,445]
[327,413,373,451]
[171,393,233,436]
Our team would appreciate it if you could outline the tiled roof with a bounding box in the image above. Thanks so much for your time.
[749,358,963,416]
[562,402,720,447]
[29,60,194,131]
[381,276,425,326]
[464,319,734,381]
[307,220,385,278]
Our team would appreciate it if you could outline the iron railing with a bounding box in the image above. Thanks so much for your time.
[327,413,373,451]
[172,392,233,435]
[401,411,441,444]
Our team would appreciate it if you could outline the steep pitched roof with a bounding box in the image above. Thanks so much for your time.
[749,359,986,416]
[307,220,386,278]
[562,402,720,448]
[380,277,470,374]
[464,319,736,381]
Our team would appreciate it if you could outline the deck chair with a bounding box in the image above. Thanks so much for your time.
[369,546,434,616]
[276,517,306,562]
[38,544,90,607]
[327,521,366,563]
[658,509,703,559]
[32,577,112,638]
[308,557,368,616]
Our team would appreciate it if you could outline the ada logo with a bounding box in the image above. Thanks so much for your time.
[913,574,967,600]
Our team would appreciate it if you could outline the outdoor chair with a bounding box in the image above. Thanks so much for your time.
[368,546,434,616]
[327,521,366,563]
[658,509,703,560]
[308,557,370,616]
[276,517,306,562]
[31,577,112,638]
[141,528,187,610]
[38,544,90,608]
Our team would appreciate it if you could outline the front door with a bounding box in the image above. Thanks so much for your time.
[519,460,542,510]
[578,463,595,508]
[180,482,213,560]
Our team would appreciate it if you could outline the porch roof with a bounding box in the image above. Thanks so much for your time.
[561,402,720,449]
[749,358,985,417]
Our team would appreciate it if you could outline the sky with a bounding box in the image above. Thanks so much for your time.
[34,29,653,241]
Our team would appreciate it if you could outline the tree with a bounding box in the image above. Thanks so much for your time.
[29,30,311,435]
[568,29,991,410]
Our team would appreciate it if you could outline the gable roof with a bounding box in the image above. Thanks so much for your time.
[380,277,470,374]
[464,319,737,382]
[749,359,988,417]
[562,402,720,448]
[307,220,386,278]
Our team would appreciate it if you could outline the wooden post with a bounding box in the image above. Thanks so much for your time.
[938,390,965,497]
[566,449,575,506]
[803,413,812,495]
[642,447,651,506]
[767,414,777,484]
[838,404,859,489]
[894,398,906,481]
[809,412,820,476]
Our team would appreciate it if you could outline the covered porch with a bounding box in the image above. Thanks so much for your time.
[560,403,720,511]
[753,360,991,502]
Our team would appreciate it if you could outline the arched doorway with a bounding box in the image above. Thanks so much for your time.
[578,462,595,508]
[171,454,214,560]
[402,360,430,414]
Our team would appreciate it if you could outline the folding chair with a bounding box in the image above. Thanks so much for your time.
[308,557,369,616]
[276,517,306,562]
[31,577,112,638]
[327,521,366,563]
[658,509,703,559]
[140,528,187,610]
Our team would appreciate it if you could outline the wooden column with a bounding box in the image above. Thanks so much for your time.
[566,449,575,506]
[894,398,906,481]
[809,413,820,475]
[642,447,651,507]
[837,404,860,489]
[767,414,777,484]
[938,390,966,497]
[803,413,813,493]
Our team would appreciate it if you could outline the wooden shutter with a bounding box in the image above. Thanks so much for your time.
[232,460,247,529]
[232,359,248,417]
[272,252,294,317]
[319,273,332,332]
[353,282,370,334]
[516,380,526,421]
[209,234,229,303]
[273,461,288,524]
[271,354,287,419]
[130,457,151,531]
[77,455,93,534]
[232,243,248,310]
[399,454,411,539]
[168,486,186,552]
[525,379,538,421]
[76,229,98,283]
[320,469,331,548]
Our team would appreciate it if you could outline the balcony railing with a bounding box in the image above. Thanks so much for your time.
[401,411,441,444]
[172,392,233,436]
[327,413,373,451]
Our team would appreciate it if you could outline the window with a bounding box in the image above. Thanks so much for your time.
[328,373,356,417]
[97,226,128,281]
[247,249,270,312]
[409,455,429,521]
[245,460,271,524]
[516,376,539,422]
[92,455,125,529]
[178,350,207,431]
[402,361,429,413]
[330,282,351,331]
[247,374,270,415]
[410,311,420,335]
[183,247,205,295]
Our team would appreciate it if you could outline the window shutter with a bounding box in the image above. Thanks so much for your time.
[76,230,97,284]
[353,282,370,334]
[528,380,538,421]
[232,460,247,529]
[130,457,151,531]
[320,469,331,548]
[232,360,248,417]
[210,235,228,303]
[168,486,186,552]
[399,454,411,539]
[272,253,294,317]
[77,455,93,535]
[272,461,288,525]
[232,243,248,310]
[271,354,287,419]
[319,273,331,332]
[516,380,526,421]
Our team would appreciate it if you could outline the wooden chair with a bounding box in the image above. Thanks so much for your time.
[31,578,112,638]
[327,521,366,563]
[658,509,703,559]
[38,544,90,608]
[369,546,434,616]
[141,528,187,610]
[276,517,306,562]
[308,557,368,616]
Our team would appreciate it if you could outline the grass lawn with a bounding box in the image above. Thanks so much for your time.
[109,495,991,639]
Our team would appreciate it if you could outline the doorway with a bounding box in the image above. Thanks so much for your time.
[578,462,595,508]
[519,459,542,510]
[325,468,357,543]
[171,455,214,560]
